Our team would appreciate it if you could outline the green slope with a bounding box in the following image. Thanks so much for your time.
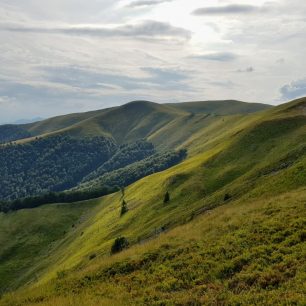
[167,99,271,115]
[0,98,304,305]
[8,100,271,148]
[0,99,271,202]
[23,108,112,136]
[3,188,304,306]
[0,201,101,294]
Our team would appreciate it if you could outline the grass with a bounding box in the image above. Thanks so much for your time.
[0,201,102,294]
[16,100,270,149]
[0,98,305,305]
[2,188,305,305]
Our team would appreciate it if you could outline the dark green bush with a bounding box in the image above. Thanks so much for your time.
[164,191,170,204]
[111,237,129,254]
[120,200,128,216]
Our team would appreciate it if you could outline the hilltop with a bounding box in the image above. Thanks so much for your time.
[1,100,271,144]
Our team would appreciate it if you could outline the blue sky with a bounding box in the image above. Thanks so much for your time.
[0,0,306,122]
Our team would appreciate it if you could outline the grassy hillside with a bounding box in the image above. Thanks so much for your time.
[2,188,304,306]
[0,201,101,294]
[0,98,304,305]
[6,100,271,148]
[23,108,112,136]
[0,100,272,201]
[167,99,271,115]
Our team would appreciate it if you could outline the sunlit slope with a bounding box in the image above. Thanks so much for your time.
[37,99,306,280]
[3,187,305,306]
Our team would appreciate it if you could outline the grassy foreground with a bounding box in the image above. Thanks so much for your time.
[2,188,305,305]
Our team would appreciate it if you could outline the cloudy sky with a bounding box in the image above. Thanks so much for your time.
[0,0,306,122]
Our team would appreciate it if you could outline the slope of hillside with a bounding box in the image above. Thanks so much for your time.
[32,99,306,279]
[167,99,271,115]
[0,201,101,294]
[0,125,32,144]
[0,98,305,306]
[63,101,188,143]
[3,188,304,306]
[23,108,112,136]
[4,100,270,147]
[0,100,273,202]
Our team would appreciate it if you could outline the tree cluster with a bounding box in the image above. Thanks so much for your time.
[82,140,156,182]
[0,135,117,200]
[76,149,188,193]
[0,186,118,213]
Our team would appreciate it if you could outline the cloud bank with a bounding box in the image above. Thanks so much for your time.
[0,0,305,122]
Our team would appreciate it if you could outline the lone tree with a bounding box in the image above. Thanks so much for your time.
[111,237,129,254]
[163,191,170,204]
[120,199,128,216]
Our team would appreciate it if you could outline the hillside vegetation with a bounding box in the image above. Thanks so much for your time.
[10,100,271,146]
[0,125,32,144]
[0,135,116,200]
[0,98,305,306]
[0,100,271,202]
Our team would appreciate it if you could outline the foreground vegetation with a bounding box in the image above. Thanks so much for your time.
[1,189,305,305]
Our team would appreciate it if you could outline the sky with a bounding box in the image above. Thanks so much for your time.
[0,0,306,122]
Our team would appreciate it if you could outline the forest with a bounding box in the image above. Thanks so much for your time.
[0,149,187,212]
[0,135,117,200]
[0,134,186,211]
[76,149,188,192]
[0,125,32,144]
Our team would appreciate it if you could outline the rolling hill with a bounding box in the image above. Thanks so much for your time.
[0,100,271,201]
[10,100,271,145]
[0,98,305,306]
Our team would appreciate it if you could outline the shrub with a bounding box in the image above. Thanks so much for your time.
[164,191,170,204]
[111,237,129,254]
[89,254,97,260]
[120,200,128,216]
[224,193,231,201]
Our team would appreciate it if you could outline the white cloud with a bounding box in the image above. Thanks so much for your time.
[0,0,305,122]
